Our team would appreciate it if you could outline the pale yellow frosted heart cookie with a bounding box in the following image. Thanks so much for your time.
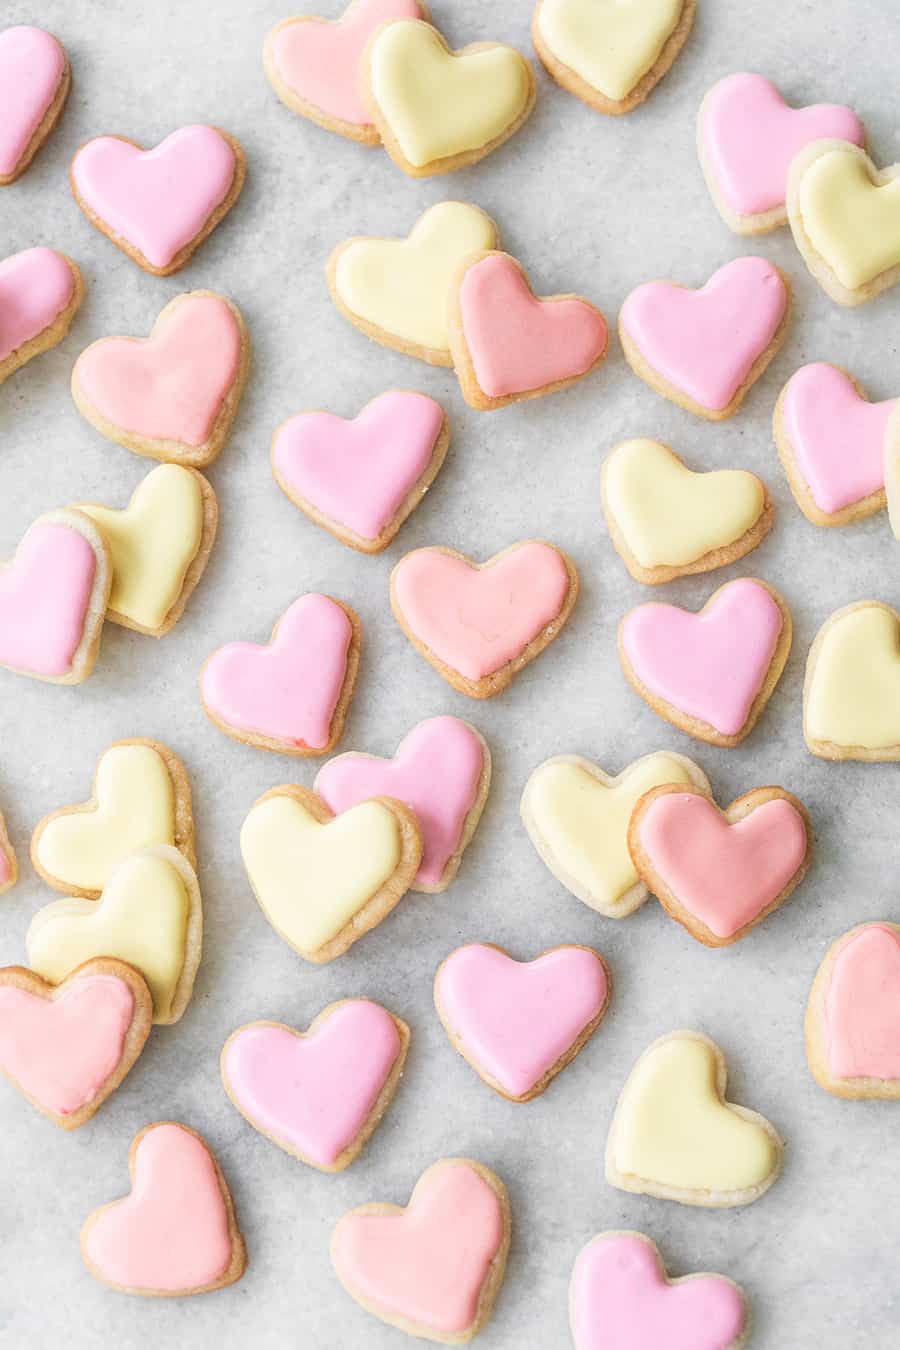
[605,1031,783,1207]
[804,601,900,761]
[240,786,422,963]
[520,752,708,917]
[601,439,771,583]
[887,405,900,540]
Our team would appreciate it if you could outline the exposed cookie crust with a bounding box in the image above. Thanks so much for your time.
[883,404,900,539]
[0,254,83,386]
[802,599,900,761]
[0,36,70,185]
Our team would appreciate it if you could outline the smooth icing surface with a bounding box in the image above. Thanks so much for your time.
[806,606,900,749]
[316,716,484,888]
[79,466,204,629]
[0,520,96,677]
[0,844,11,888]
[621,257,787,411]
[782,363,895,514]
[202,594,352,748]
[224,1001,402,1165]
[824,927,900,1080]
[458,254,606,398]
[0,246,74,362]
[702,73,864,217]
[335,201,497,352]
[74,294,241,446]
[0,975,133,1116]
[798,148,900,290]
[538,0,683,101]
[272,391,443,540]
[604,439,764,567]
[35,743,176,890]
[240,796,401,953]
[71,126,237,269]
[621,578,783,736]
[571,1233,746,1350]
[332,1162,504,1334]
[393,543,570,681]
[637,793,807,938]
[436,944,607,1096]
[83,1124,232,1291]
[0,26,65,175]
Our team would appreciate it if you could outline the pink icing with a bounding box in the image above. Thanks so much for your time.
[0,246,74,362]
[332,1162,504,1334]
[0,26,65,176]
[0,975,133,1116]
[74,294,241,447]
[825,926,900,1080]
[571,1233,746,1350]
[458,254,607,398]
[620,257,787,411]
[393,543,571,681]
[637,793,807,938]
[83,1123,233,1292]
[782,363,896,514]
[316,717,484,887]
[272,391,443,539]
[621,578,783,737]
[224,1001,401,1166]
[702,73,864,217]
[201,593,352,747]
[0,844,10,887]
[0,521,96,677]
[71,126,237,269]
[272,0,422,126]
[436,944,608,1097]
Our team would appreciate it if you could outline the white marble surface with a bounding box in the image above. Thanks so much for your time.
[2,1,900,1345]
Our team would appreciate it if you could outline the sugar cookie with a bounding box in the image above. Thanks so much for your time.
[0,810,16,894]
[0,26,70,184]
[806,923,900,1099]
[0,247,83,386]
[803,601,900,761]
[886,405,900,539]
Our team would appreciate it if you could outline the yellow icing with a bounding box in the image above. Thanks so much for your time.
[604,439,764,568]
[240,795,402,954]
[334,201,497,352]
[78,465,204,629]
[538,0,683,101]
[799,149,900,290]
[35,744,176,890]
[806,606,900,749]
[368,21,530,168]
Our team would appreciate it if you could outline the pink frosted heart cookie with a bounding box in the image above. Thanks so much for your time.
[331,1157,510,1342]
[618,577,791,746]
[271,390,449,552]
[81,1121,247,1296]
[806,922,900,1099]
[70,125,246,275]
[0,809,16,894]
[0,246,83,385]
[221,999,409,1170]
[434,943,610,1101]
[0,26,70,185]
[619,256,790,419]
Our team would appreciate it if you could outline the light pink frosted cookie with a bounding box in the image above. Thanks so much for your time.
[0,247,83,386]
[0,26,70,185]
[806,922,900,1099]
[0,810,16,894]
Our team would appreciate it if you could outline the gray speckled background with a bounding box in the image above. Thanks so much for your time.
[2,1,900,1346]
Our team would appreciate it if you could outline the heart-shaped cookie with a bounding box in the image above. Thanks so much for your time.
[449,251,609,410]
[240,785,422,962]
[774,363,895,526]
[532,0,696,115]
[200,593,361,756]
[271,390,449,553]
[328,200,499,366]
[788,141,900,305]
[570,1231,749,1350]
[0,26,69,184]
[804,601,900,760]
[602,438,771,583]
[806,923,900,1099]
[434,943,610,1101]
[81,1122,246,1296]
[391,541,579,698]
[363,20,535,176]
[605,1030,783,1207]
[27,846,202,1025]
[332,1158,510,1342]
[0,959,152,1129]
[222,999,409,1169]
[0,247,83,385]
[0,509,110,685]
[698,73,865,234]
[70,126,246,275]
[0,809,17,894]
[629,783,811,946]
[886,405,900,539]
[619,577,791,745]
[619,256,790,419]
[71,292,249,468]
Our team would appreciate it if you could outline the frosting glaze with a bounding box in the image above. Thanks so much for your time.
[796,146,900,290]
[537,0,683,102]
[805,604,900,752]
[0,518,97,678]
[620,578,783,737]
[620,257,788,412]
[0,836,12,890]
[435,944,608,1098]
[71,126,238,270]
[0,26,66,177]
[824,926,900,1080]
[0,246,75,363]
